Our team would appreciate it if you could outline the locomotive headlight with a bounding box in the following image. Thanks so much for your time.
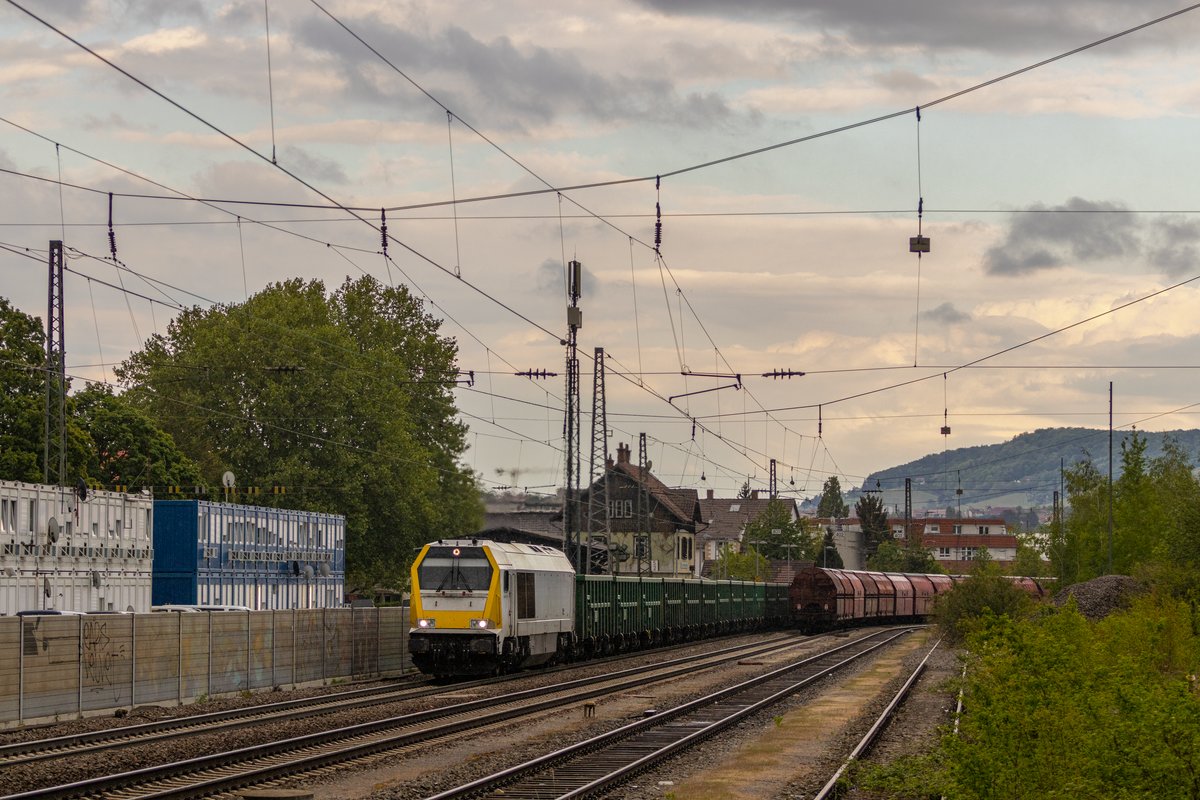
[469,618,490,629]
[416,618,436,629]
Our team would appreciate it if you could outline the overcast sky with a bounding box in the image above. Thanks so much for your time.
[3,0,1200,502]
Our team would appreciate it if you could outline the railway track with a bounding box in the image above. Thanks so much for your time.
[424,627,919,800]
[3,632,815,799]
[813,637,943,800]
[0,678,428,768]
[0,632,787,770]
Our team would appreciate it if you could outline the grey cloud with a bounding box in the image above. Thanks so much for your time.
[1147,217,1200,277]
[112,0,209,26]
[634,0,1172,55]
[535,258,600,298]
[923,302,970,324]
[983,197,1150,276]
[292,15,743,130]
[279,145,349,185]
[874,70,937,94]
[79,113,142,133]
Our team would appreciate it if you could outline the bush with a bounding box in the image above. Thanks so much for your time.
[934,561,1035,643]
[939,596,1200,799]
[861,573,1200,800]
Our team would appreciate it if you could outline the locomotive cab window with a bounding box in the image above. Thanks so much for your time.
[417,546,493,592]
[517,572,536,618]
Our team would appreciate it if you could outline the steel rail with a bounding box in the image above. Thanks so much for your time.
[0,678,426,766]
[5,633,810,799]
[814,637,942,800]
[0,632,788,768]
[424,627,917,800]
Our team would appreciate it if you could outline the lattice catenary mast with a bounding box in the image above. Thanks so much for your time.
[44,240,67,487]
[586,347,610,575]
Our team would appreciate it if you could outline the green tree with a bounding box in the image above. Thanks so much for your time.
[817,475,849,518]
[866,538,942,573]
[737,479,752,499]
[819,526,843,568]
[1011,531,1047,577]
[72,383,202,489]
[712,545,768,581]
[742,498,816,562]
[1055,431,1200,584]
[0,297,94,484]
[0,297,47,482]
[117,276,482,590]
[855,491,889,557]
[1052,456,1105,583]
[1152,437,1200,570]
[933,552,1035,643]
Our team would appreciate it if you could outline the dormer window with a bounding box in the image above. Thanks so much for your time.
[729,504,740,512]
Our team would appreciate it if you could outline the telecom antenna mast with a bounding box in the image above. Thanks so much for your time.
[44,240,67,487]
[586,347,610,574]
[563,260,583,571]
[637,432,649,576]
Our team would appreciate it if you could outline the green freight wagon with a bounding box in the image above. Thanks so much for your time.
[575,573,787,656]
[638,577,665,645]
[765,581,790,625]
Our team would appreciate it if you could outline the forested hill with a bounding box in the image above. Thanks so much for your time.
[859,427,1200,509]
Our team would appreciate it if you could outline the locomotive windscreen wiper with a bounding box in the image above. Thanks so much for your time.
[436,560,472,591]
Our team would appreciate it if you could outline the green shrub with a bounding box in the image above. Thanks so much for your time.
[944,597,1200,799]
[934,560,1035,643]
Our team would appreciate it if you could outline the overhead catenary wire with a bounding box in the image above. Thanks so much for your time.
[16,0,1173,217]
[4,0,563,348]
[9,1,1200,494]
[692,270,1200,420]
[263,0,278,164]
[288,0,1200,477]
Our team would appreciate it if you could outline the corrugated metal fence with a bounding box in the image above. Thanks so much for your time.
[0,607,411,727]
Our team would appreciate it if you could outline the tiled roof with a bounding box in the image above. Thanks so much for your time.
[605,461,698,526]
[696,495,797,541]
[477,511,564,545]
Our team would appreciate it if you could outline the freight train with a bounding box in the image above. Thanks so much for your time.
[407,538,1047,677]
[407,539,788,677]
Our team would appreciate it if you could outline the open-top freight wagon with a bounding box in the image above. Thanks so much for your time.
[407,539,788,677]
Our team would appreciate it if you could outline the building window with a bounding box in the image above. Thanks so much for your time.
[634,536,649,559]
[677,536,693,562]
[729,504,740,512]
[953,524,962,534]
[938,547,951,558]
[978,526,990,535]
[961,547,976,560]
[609,499,634,519]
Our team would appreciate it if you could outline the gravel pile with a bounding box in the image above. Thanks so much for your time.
[1053,574,1143,620]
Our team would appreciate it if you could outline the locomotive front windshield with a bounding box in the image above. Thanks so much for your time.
[417,546,493,592]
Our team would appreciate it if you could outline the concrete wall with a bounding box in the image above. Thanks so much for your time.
[0,606,410,727]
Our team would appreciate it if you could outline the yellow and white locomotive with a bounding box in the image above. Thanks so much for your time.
[408,539,575,676]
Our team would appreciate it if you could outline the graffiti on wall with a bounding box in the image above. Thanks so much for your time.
[82,619,127,703]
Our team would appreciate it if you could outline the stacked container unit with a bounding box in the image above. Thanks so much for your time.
[0,480,153,614]
[152,500,345,609]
